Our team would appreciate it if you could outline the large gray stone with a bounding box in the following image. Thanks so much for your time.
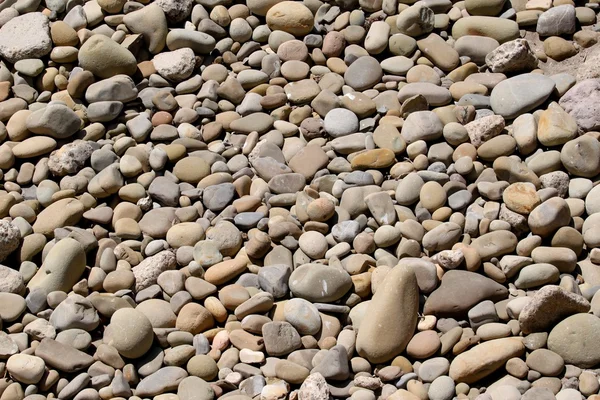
[490,73,556,119]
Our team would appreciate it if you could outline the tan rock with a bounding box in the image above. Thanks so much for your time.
[449,338,525,383]
[266,1,314,36]
[356,265,419,363]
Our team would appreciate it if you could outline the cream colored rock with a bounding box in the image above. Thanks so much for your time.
[449,338,525,383]
[27,238,86,293]
[32,198,85,237]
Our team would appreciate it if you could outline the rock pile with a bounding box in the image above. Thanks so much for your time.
[0,0,600,400]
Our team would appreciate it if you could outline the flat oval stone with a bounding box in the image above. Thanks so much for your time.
[424,270,508,317]
[470,231,518,260]
[449,338,525,383]
[398,83,452,106]
[452,16,520,43]
[135,367,188,397]
[11,136,57,158]
[490,73,556,119]
[344,56,383,91]
[288,264,353,303]
[381,56,414,75]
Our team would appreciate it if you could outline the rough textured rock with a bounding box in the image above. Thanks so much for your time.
[48,141,94,176]
[0,264,24,294]
[519,286,590,334]
[559,79,600,133]
[0,220,20,263]
[0,13,52,63]
[132,250,177,292]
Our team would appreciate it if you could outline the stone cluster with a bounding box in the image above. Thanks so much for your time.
[0,0,599,400]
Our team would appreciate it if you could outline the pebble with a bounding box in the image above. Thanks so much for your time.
[324,108,358,138]
[0,12,52,63]
[449,338,525,383]
[356,265,419,363]
[490,73,556,118]
[78,34,137,79]
[266,1,314,36]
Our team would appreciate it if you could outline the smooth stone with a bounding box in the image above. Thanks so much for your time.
[449,338,525,383]
[452,16,520,43]
[35,338,94,373]
[324,108,359,138]
[514,263,560,289]
[356,265,419,363]
[11,136,57,158]
[266,1,314,36]
[0,293,26,322]
[344,56,383,91]
[262,321,301,356]
[6,354,45,384]
[122,4,168,54]
[526,349,564,377]
[548,313,600,368]
[103,308,154,359]
[135,367,188,397]
[537,5,576,36]
[528,197,571,237]
[85,75,139,103]
[78,34,137,79]
[490,73,556,119]
[26,103,81,139]
[470,231,518,260]
[28,238,86,293]
[424,270,508,317]
[177,376,214,400]
[289,264,352,302]
[398,83,452,106]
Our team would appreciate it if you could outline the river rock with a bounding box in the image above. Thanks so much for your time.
[490,73,556,118]
[537,5,576,36]
[0,12,51,63]
[548,313,600,368]
[103,308,154,358]
[356,265,419,363]
[559,79,600,133]
[424,270,508,317]
[449,338,525,383]
[289,264,353,302]
[0,221,20,264]
[78,34,138,78]
[27,238,86,293]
